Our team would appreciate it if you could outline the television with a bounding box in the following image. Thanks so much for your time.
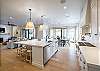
[0,28,5,33]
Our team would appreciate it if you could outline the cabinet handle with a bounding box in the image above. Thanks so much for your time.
[83,61,86,64]
[80,66,82,70]
[83,66,85,69]
[80,51,82,54]
[80,58,82,61]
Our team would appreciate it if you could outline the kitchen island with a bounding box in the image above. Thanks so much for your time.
[14,39,58,69]
[76,41,100,71]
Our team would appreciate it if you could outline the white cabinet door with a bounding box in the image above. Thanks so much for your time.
[43,42,58,64]
[47,45,51,59]
[91,0,98,34]
[50,44,54,56]
[43,45,51,64]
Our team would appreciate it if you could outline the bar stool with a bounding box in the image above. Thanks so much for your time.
[20,45,27,61]
[17,47,22,56]
[17,45,27,61]
[25,46,32,63]
[17,45,32,63]
[17,44,26,56]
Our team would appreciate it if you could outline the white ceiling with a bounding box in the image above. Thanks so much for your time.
[0,0,86,27]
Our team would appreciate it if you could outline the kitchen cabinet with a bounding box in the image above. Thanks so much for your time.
[91,0,98,34]
[43,45,51,64]
[76,42,100,71]
[98,0,100,33]
[88,64,100,71]
[82,0,99,35]
[76,44,88,71]
[43,41,58,64]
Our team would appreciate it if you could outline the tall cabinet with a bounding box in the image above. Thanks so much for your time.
[98,0,100,34]
[91,0,98,35]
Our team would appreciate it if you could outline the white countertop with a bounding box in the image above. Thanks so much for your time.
[14,39,52,47]
[77,40,100,66]
[79,46,100,66]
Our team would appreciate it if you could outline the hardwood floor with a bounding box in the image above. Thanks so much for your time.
[0,43,80,71]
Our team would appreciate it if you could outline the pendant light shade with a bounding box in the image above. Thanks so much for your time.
[25,9,34,29]
[25,21,34,29]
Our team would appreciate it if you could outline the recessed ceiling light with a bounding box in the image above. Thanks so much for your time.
[64,6,67,9]
[9,16,13,19]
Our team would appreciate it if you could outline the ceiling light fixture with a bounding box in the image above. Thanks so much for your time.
[64,6,67,9]
[9,16,13,19]
[25,9,34,29]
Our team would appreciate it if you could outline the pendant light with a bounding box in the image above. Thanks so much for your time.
[25,9,34,29]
